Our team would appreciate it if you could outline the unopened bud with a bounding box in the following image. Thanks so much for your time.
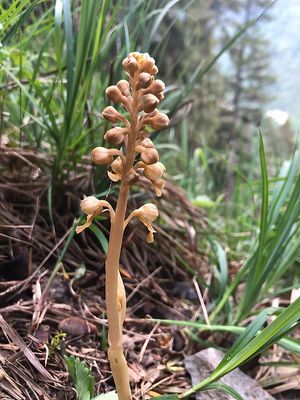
[129,52,141,59]
[106,86,125,103]
[144,162,165,180]
[104,127,126,145]
[123,56,138,76]
[155,92,164,101]
[80,196,102,215]
[150,112,170,130]
[102,106,121,123]
[140,56,156,73]
[141,138,154,148]
[91,147,114,165]
[136,72,153,89]
[146,79,165,94]
[148,65,158,75]
[141,94,159,113]
[117,80,131,96]
[141,148,159,165]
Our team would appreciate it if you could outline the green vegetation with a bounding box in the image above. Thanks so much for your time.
[65,355,118,400]
[1,1,299,399]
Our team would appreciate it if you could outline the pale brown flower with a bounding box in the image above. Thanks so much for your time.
[106,86,126,104]
[108,157,123,182]
[116,80,131,96]
[91,147,121,165]
[76,197,115,234]
[124,203,159,243]
[102,106,122,123]
[104,127,127,146]
[143,161,165,180]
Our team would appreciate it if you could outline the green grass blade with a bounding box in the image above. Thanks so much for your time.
[89,224,108,254]
[236,132,269,319]
[216,307,275,371]
[203,383,243,400]
[181,297,300,397]
[150,318,300,355]
[145,0,181,49]
[2,0,39,44]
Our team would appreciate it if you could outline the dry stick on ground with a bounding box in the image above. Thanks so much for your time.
[76,52,170,400]
[0,315,53,380]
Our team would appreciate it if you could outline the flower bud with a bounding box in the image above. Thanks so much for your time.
[141,138,154,148]
[104,127,126,145]
[122,56,138,76]
[129,52,141,59]
[117,80,131,96]
[136,72,153,89]
[145,79,165,94]
[80,196,102,215]
[140,56,156,73]
[141,148,159,165]
[102,106,121,123]
[149,112,170,130]
[144,162,165,180]
[148,65,158,75]
[146,109,159,117]
[141,94,159,113]
[106,86,125,103]
[155,92,164,101]
[91,147,114,165]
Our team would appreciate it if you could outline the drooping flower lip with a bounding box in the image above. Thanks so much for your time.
[124,203,159,243]
[76,198,115,234]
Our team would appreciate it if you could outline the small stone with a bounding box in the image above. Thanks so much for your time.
[58,316,98,337]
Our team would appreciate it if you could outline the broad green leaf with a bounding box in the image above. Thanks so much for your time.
[89,224,109,254]
[64,355,94,400]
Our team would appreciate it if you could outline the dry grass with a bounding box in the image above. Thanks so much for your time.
[0,146,208,399]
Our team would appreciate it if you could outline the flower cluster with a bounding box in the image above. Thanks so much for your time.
[76,52,169,242]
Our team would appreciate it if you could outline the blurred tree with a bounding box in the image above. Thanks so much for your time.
[209,0,275,197]
[152,1,225,150]
[216,0,274,142]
